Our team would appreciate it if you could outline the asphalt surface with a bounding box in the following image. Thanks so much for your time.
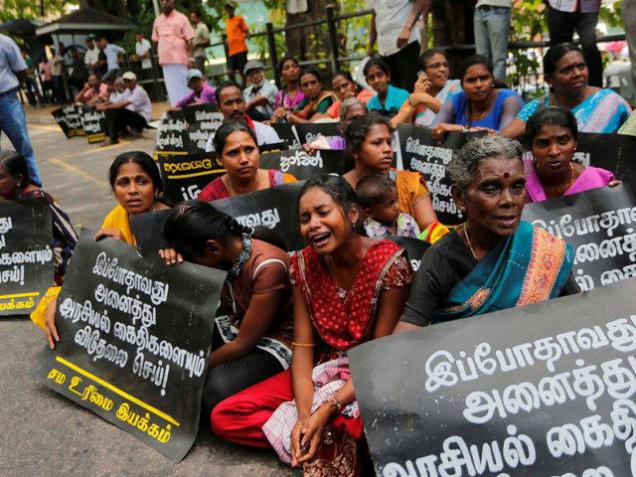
[0,124,298,476]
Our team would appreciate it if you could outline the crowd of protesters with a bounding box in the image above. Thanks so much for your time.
[5,0,636,475]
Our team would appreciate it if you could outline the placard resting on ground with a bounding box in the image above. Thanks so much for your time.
[399,125,479,225]
[52,105,85,138]
[0,199,54,316]
[349,276,636,477]
[154,151,224,204]
[155,110,190,153]
[259,149,351,180]
[32,231,226,461]
[79,105,107,144]
[523,184,636,292]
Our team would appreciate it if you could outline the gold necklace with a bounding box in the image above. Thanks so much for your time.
[463,223,477,260]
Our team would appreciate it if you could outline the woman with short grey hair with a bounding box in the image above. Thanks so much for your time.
[395,134,578,332]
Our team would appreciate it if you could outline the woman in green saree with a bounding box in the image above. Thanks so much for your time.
[285,68,337,124]
[396,135,577,331]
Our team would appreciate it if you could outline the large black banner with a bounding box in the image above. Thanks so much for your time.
[33,231,226,461]
[294,122,342,147]
[0,199,54,317]
[350,276,636,477]
[79,106,107,144]
[259,149,352,180]
[52,105,85,138]
[399,125,479,225]
[523,184,636,292]
[154,151,224,204]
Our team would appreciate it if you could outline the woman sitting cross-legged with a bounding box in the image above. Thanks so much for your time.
[210,175,414,475]
[395,135,578,333]
[161,201,294,416]
[523,106,619,202]
[198,121,296,201]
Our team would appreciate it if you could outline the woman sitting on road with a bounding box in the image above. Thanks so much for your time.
[322,70,374,120]
[432,54,523,141]
[0,150,78,284]
[272,56,305,117]
[197,121,296,201]
[523,106,618,202]
[283,68,337,124]
[502,44,631,138]
[392,50,462,128]
[210,175,413,475]
[395,135,577,333]
[342,112,441,236]
[364,56,409,118]
[162,201,294,417]
[36,150,170,344]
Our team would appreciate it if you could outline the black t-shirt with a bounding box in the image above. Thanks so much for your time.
[400,230,580,327]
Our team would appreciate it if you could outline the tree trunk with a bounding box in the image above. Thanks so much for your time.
[284,0,338,76]
[431,0,474,73]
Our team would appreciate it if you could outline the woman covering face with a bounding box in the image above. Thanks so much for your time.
[524,106,617,202]
[395,135,577,334]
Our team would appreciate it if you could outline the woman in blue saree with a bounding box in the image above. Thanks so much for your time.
[502,44,631,139]
[396,135,577,330]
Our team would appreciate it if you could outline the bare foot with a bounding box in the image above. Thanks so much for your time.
[99,139,119,147]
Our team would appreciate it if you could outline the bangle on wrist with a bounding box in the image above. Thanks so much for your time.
[326,395,342,414]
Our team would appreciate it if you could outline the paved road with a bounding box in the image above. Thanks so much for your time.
[0,125,298,476]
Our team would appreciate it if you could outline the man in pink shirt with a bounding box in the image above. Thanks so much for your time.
[152,0,195,105]
[73,74,109,106]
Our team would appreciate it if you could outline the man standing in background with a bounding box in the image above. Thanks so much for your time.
[0,34,42,185]
[367,0,429,92]
[84,37,100,75]
[474,1,512,83]
[97,36,124,82]
[224,2,250,83]
[50,48,65,103]
[152,0,195,105]
[546,0,603,87]
[191,8,210,74]
[133,31,153,80]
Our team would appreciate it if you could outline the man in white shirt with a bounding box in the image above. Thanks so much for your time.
[49,48,65,103]
[367,0,429,92]
[97,36,125,82]
[474,1,512,82]
[133,32,153,80]
[205,81,280,152]
[84,37,100,75]
[97,71,151,146]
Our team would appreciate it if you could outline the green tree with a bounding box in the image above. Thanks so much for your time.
[0,0,68,21]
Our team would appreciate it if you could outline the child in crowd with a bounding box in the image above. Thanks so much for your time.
[356,174,420,239]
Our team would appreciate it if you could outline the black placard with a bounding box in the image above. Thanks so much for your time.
[181,104,224,153]
[399,125,479,225]
[130,210,171,257]
[386,235,429,272]
[79,105,107,144]
[271,123,301,150]
[154,151,224,204]
[0,199,55,316]
[32,231,226,461]
[575,133,636,194]
[349,276,636,477]
[155,110,190,152]
[523,184,636,291]
[212,181,305,251]
[294,122,342,147]
[52,105,85,138]
[259,149,352,180]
